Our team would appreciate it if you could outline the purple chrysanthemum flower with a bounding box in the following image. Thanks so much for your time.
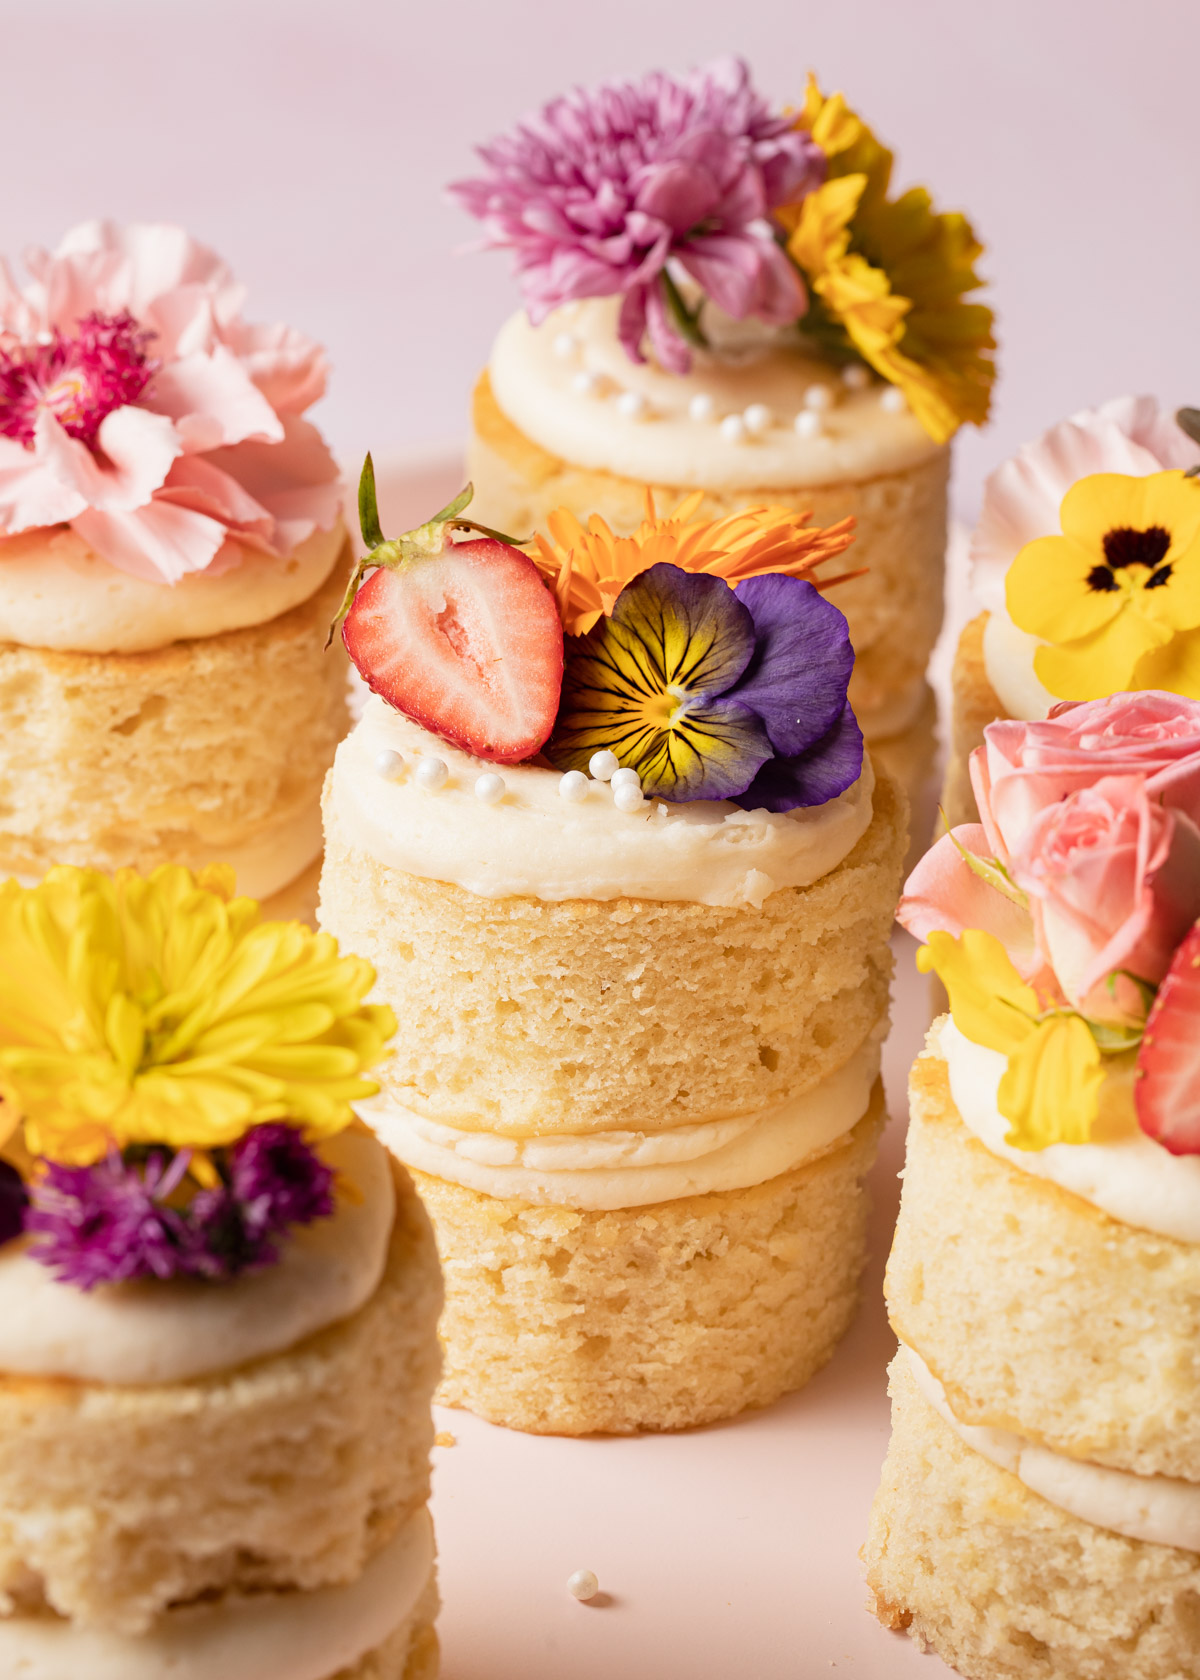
[189,1124,335,1278]
[26,1148,191,1291]
[0,310,158,448]
[448,57,824,373]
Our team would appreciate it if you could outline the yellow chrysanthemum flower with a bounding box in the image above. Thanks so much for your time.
[0,864,396,1165]
[779,76,996,445]
[1006,470,1200,700]
[528,491,859,637]
[918,929,1105,1150]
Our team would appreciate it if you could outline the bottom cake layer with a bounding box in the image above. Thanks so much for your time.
[418,1084,886,1435]
[864,1355,1200,1680]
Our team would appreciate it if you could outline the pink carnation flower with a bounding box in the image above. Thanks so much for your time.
[448,57,823,375]
[0,222,342,585]
[970,397,1200,615]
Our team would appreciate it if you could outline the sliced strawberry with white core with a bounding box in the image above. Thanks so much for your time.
[343,537,564,762]
[1135,919,1200,1155]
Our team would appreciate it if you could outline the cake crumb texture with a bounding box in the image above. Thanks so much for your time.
[0,1164,442,1636]
[865,1356,1200,1680]
[942,610,1006,829]
[421,1087,885,1435]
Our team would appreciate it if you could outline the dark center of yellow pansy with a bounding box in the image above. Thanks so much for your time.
[1086,524,1174,594]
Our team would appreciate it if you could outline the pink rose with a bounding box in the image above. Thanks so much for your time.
[1011,775,1200,1018]
[898,822,1051,989]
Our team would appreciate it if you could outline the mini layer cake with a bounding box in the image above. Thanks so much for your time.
[451,61,996,803]
[0,865,442,1678]
[319,470,907,1434]
[0,221,351,919]
[866,698,1200,1678]
[943,397,1200,826]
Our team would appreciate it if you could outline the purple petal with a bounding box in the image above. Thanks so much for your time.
[728,575,854,755]
[733,703,865,813]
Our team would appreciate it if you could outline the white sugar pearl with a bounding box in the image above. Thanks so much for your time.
[558,770,590,803]
[613,782,645,814]
[615,389,648,421]
[552,331,580,360]
[610,766,641,793]
[719,413,747,444]
[374,748,405,780]
[841,363,870,390]
[793,409,823,440]
[414,756,448,791]
[474,772,506,805]
[567,1569,599,1602]
[880,384,908,413]
[589,750,620,781]
[688,392,716,423]
[743,403,771,436]
[571,369,601,397]
[804,383,834,412]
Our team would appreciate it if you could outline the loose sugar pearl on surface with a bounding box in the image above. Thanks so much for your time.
[719,413,747,444]
[571,370,601,398]
[374,748,405,780]
[688,392,715,423]
[615,389,649,421]
[841,363,870,390]
[558,770,589,803]
[743,402,771,436]
[552,331,580,360]
[414,756,448,791]
[804,383,834,412]
[474,773,506,805]
[794,410,823,440]
[613,783,646,814]
[589,750,620,781]
[880,385,908,413]
[610,766,641,793]
[567,1570,600,1602]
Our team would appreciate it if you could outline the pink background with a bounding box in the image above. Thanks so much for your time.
[4,0,1196,520]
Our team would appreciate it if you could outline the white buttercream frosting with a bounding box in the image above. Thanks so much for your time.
[0,523,346,655]
[904,1344,1200,1553]
[329,697,875,909]
[489,301,945,490]
[935,1017,1200,1245]
[980,608,1056,722]
[360,1039,880,1209]
[0,1507,434,1680]
[0,1128,395,1385]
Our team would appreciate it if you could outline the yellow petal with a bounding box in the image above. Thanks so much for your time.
[997,1014,1104,1150]
[1033,607,1167,700]
[917,929,1039,1057]
[1006,533,1125,643]
[1132,628,1200,699]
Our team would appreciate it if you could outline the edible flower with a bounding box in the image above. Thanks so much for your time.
[448,57,825,374]
[546,560,862,808]
[1005,470,1200,700]
[779,77,995,444]
[0,864,396,1166]
[529,491,858,637]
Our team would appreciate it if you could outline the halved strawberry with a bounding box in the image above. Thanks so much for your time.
[334,459,564,762]
[1135,919,1200,1154]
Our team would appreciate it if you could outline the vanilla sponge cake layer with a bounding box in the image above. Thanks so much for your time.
[468,371,948,742]
[421,1084,885,1435]
[0,554,350,886]
[865,1356,1200,1680]
[887,1052,1200,1482]
[0,1165,442,1638]
[320,767,905,1138]
[943,610,1007,828]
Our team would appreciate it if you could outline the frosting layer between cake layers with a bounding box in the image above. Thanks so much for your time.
[980,607,1055,721]
[0,523,346,655]
[902,1346,1200,1554]
[0,1506,434,1680]
[333,697,875,908]
[936,1017,1200,1245]
[0,1129,395,1384]
[490,301,944,490]
[360,1036,881,1209]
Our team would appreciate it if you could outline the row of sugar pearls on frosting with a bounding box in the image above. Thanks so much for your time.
[376,749,507,806]
[554,330,651,418]
[557,752,645,812]
[375,741,643,814]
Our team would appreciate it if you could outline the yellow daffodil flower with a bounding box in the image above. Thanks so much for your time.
[1006,471,1200,700]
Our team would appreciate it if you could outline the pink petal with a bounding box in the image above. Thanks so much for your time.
[34,405,179,515]
[221,320,329,414]
[70,499,227,584]
[199,415,341,552]
[149,345,282,451]
[156,454,274,534]
[899,825,1043,979]
[0,434,87,531]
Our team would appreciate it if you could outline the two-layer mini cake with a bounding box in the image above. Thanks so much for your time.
[319,467,907,1434]
[0,221,351,918]
[944,396,1200,825]
[0,864,442,1677]
[866,694,1200,1678]
[452,60,996,802]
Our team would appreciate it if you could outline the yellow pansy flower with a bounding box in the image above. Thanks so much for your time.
[1006,471,1200,700]
[919,929,1105,1149]
[0,865,396,1165]
[779,76,996,446]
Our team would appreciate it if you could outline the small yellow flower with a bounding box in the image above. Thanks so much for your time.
[919,929,1105,1149]
[0,865,396,1165]
[527,491,858,637]
[1006,471,1200,700]
[779,76,996,445]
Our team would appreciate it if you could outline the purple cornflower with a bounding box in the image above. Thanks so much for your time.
[448,57,824,373]
[189,1124,336,1278]
[0,310,157,448]
[0,1161,27,1247]
[26,1148,191,1290]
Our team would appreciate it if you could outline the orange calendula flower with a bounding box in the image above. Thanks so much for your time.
[527,492,858,637]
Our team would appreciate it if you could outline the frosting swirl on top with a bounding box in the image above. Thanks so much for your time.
[327,697,876,908]
[488,300,945,490]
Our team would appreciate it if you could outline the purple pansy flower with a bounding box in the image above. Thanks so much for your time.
[448,57,825,373]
